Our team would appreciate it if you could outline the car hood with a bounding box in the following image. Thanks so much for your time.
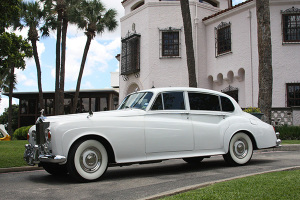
[42,109,145,124]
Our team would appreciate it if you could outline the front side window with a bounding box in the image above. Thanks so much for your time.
[287,83,300,106]
[188,93,220,111]
[215,22,231,56]
[119,92,153,110]
[151,92,185,110]
[282,7,300,43]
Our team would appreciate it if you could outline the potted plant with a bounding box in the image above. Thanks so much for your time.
[244,107,264,119]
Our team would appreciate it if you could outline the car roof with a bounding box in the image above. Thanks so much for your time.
[138,87,227,96]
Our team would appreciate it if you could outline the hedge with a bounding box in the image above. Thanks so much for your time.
[13,125,33,140]
[276,125,300,140]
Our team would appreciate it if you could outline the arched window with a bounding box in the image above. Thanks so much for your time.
[131,1,144,11]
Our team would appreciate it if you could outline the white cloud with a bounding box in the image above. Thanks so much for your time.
[15,69,37,88]
[61,35,120,83]
[82,81,94,89]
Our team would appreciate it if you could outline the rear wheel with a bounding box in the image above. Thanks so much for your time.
[223,132,253,165]
[41,163,68,176]
[67,139,108,182]
[183,157,204,164]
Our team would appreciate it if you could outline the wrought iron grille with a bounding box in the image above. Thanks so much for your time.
[121,34,141,75]
[221,85,238,103]
[282,7,300,43]
[162,31,179,57]
[215,22,231,56]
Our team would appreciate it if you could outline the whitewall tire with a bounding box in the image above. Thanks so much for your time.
[68,140,108,182]
[223,132,253,165]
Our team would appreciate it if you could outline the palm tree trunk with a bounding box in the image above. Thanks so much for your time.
[8,65,15,135]
[256,0,273,124]
[71,34,92,114]
[58,16,68,115]
[55,9,62,115]
[31,39,44,111]
[180,0,197,88]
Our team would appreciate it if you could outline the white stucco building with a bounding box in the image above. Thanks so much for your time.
[119,0,300,125]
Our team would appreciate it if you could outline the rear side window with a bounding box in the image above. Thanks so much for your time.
[188,93,220,111]
[220,96,235,112]
[151,92,185,110]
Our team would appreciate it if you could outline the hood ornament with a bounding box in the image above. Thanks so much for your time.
[36,109,45,124]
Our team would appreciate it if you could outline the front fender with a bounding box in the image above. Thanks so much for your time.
[61,128,113,159]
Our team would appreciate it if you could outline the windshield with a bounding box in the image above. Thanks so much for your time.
[118,92,153,110]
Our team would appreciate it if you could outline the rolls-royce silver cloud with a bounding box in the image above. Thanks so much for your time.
[24,87,281,182]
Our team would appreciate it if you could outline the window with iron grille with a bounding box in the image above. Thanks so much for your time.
[159,28,181,58]
[287,83,300,107]
[121,34,140,75]
[282,7,300,43]
[215,22,231,56]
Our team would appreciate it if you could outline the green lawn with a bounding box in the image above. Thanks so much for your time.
[160,170,300,200]
[282,140,300,144]
[0,140,28,168]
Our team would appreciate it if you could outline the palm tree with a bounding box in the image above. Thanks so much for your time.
[71,0,117,114]
[18,1,45,111]
[42,0,81,115]
[180,0,197,87]
[256,0,273,124]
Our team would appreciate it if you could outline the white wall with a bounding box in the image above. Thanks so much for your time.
[120,0,300,108]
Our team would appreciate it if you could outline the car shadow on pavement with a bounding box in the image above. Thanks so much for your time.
[27,157,277,184]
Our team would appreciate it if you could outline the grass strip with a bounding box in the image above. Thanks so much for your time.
[160,170,300,200]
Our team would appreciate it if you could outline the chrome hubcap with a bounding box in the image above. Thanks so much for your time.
[233,139,248,159]
[80,148,102,173]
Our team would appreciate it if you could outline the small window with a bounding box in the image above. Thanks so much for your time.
[151,92,185,110]
[220,96,235,112]
[159,27,181,58]
[282,7,300,43]
[287,83,300,106]
[215,22,231,56]
[188,93,220,111]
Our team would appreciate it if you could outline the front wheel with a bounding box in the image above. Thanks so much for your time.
[223,132,253,166]
[67,139,108,182]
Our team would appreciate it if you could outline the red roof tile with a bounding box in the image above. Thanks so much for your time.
[202,0,253,21]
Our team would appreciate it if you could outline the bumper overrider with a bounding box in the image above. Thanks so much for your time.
[276,132,282,147]
[24,116,66,166]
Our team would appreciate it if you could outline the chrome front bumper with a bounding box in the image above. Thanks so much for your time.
[24,144,66,166]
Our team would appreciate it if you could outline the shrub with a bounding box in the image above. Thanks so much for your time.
[13,125,33,140]
[276,125,300,140]
[243,107,261,113]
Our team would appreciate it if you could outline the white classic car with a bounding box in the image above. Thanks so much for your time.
[24,87,281,182]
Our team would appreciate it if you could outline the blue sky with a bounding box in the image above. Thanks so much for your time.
[0,0,246,115]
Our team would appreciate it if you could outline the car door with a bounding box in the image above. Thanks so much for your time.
[188,92,231,150]
[145,91,194,153]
